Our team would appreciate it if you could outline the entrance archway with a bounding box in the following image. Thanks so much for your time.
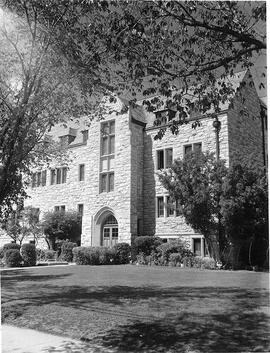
[102,214,118,247]
[92,207,118,247]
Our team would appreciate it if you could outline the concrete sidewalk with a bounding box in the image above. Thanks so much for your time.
[1,324,104,353]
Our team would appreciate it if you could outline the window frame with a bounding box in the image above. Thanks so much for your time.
[79,164,85,182]
[156,147,173,170]
[50,167,67,185]
[183,142,202,156]
[100,120,115,193]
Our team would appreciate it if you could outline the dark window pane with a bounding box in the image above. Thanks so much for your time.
[79,164,85,181]
[82,130,89,143]
[184,145,192,155]
[109,136,115,154]
[102,137,108,155]
[60,205,65,212]
[166,148,173,168]
[41,170,47,186]
[166,196,175,217]
[62,167,67,183]
[194,239,201,256]
[194,143,202,153]
[56,169,61,184]
[109,173,114,192]
[101,174,107,192]
[157,197,164,217]
[32,173,37,188]
[110,121,115,134]
[54,206,60,212]
[51,170,56,185]
[78,204,84,216]
[157,150,164,169]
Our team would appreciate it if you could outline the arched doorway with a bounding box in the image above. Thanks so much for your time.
[102,214,118,247]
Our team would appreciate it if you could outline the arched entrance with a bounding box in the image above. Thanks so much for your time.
[102,214,118,247]
[92,207,118,247]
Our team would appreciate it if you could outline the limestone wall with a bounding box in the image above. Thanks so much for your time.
[25,106,134,246]
[227,73,264,167]
[143,113,229,237]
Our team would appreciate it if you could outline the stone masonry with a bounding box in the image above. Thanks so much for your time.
[21,71,266,256]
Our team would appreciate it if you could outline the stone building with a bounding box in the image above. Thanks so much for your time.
[24,71,267,255]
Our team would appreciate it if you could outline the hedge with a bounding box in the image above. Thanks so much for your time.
[113,243,131,264]
[21,243,37,267]
[60,242,77,262]
[131,236,162,261]
[5,249,22,267]
[3,243,21,253]
[72,244,131,265]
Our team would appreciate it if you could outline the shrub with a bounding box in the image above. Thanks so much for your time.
[136,252,147,265]
[168,253,183,267]
[60,242,77,262]
[113,243,131,264]
[192,257,217,270]
[182,256,195,268]
[86,247,101,265]
[21,243,36,266]
[131,236,162,261]
[36,248,46,262]
[97,247,116,265]
[44,250,57,261]
[155,239,194,265]
[3,243,20,253]
[5,249,22,267]
[73,247,88,265]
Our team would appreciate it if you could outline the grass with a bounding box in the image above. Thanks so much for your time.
[1,265,269,353]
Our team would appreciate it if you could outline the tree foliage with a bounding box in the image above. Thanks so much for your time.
[0,4,94,217]
[159,152,268,268]
[42,210,82,250]
[0,1,266,217]
[1,206,42,245]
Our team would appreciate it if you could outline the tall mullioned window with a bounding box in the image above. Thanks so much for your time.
[50,167,67,185]
[31,170,47,188]
[100,120,115,193]
[157,148,173,169]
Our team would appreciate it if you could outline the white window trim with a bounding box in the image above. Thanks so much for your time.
[156,194,177,218]
[156,147,173,170]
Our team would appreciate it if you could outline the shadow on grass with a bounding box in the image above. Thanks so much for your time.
[1,271,269,352]
[92,311,270,353]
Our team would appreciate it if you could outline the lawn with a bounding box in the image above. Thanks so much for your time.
[1,265,269,353]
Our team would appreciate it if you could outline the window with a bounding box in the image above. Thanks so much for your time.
[166,196,175,217]
[41,171,47,186]
[31,171,47,188]
[79,164,85,181]
[51,169,56,185]
[82,130,89,143]
[54,205,65,212]
[155,109,176,125]
[184,142,202,155]
[51,167,67,185]
[78,204,84,216]
[157,196,179,218]
[157,148,173,169]
[157,197,164,217]
[100,120,115,192]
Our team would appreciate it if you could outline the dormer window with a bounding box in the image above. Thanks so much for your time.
[154,109,176,126]
[82,130,89,143]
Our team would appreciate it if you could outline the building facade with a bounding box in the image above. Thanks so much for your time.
[23,71,267,255]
